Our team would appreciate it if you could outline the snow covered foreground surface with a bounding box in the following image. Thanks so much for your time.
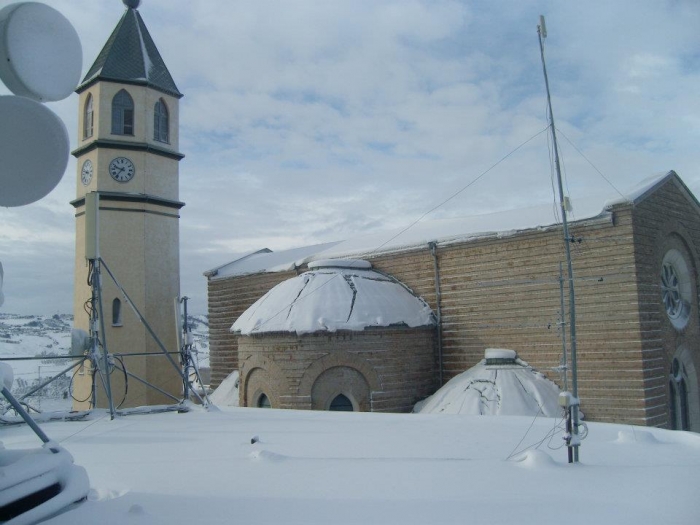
[2,406,699,524]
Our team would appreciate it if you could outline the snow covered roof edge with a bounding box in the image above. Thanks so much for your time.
[206,242,343,280]
[211,171,692,280]
[602,170,682,209]
[203,248,273,277]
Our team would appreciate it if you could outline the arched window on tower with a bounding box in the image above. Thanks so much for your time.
[112,298,122,327]
[154,99,169,143]
[83,94,94,139]
[112,89,134,135]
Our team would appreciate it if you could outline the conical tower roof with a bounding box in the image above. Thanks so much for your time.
[77,4,182,98]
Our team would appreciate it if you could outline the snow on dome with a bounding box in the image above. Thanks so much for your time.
[415,349,562,417]
[232,264,435,335]
[210,370,239,407]
[484,348,517,360]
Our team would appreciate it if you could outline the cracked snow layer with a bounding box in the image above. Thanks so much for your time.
[416,351,562,417]
[343,274,358,322]
[232,263,435,335]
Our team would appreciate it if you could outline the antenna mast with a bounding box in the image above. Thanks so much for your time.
[537,15,581,463]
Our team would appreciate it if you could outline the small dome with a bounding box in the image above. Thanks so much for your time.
[232,261,435,335]
[414,350,563,417]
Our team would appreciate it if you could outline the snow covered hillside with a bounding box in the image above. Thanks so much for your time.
[1,405,698,524]
[0,313,209,411]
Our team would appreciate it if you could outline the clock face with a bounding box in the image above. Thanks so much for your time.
[109,157,135,183]
[80,159,93,186]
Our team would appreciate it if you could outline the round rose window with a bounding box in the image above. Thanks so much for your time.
[661,249,691,330]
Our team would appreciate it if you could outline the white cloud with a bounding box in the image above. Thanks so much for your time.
[0,0,698,314]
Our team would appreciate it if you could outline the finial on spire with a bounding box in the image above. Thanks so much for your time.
[123,0,141,9]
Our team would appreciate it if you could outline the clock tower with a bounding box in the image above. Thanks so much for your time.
[71,1,185,409]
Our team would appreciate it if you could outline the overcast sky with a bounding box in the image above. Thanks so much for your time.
[1,0,699,315]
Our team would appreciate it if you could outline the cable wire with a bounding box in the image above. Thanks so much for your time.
[112,355,129,409]
[555,126,626,201]
[249,125,551,333]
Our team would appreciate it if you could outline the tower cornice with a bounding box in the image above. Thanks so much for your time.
[76,77,183,99]
[72,139,185,161]
[70,191,185,210]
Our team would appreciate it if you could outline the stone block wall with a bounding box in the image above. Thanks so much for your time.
[207,176,700,426]
[207,270,296,388]
[362,210,647,424]
[631,177,700,430]
[238,328,436,413]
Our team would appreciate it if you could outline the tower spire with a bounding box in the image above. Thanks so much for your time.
[77,3,181,98]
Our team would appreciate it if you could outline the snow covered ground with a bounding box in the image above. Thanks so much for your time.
[0,314,73,391]
[1,405,698,524]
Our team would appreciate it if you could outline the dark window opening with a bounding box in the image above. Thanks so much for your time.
[329,394,354,412]
[257,393,271,408]
[679,378,690,431]
[669,381,677,430]
[112,89,134,135]
[112,298,122,326]
[84,94,94,139]
[154,99,169,142]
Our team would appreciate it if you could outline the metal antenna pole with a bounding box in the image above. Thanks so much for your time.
[180,296,212,407]
[180,296,190,400]
[538,16,580,462]
[93,259,116,420]
[82,192,115,419]
[99,258,190,386]
[558,262,569,393]
[1,386,52,445]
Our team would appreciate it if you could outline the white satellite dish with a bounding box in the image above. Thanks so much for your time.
[71,328,92,356]
[0,2,82,101]
[0,95,70,207]
[0,361,13,390]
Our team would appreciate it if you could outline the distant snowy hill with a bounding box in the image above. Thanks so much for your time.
[0,313,209,410]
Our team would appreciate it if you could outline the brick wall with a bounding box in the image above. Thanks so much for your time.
[238,328,436,413]
[631,178,700,430]
[360,211,647,423]
[206,176,700,426]
[207,270,296,388]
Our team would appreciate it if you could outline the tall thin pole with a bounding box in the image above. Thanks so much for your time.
[181,296,190,401]
[94,259,116,420]
[538,16,580,462]
[558,262,569,393]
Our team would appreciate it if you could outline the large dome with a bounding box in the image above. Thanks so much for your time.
[231,259,435,335]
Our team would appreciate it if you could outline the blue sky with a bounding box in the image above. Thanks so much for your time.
[1,0,699,314]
